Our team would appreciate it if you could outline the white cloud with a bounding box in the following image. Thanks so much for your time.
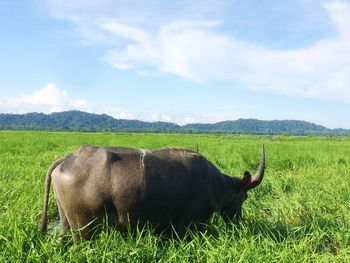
[101,18,148,43]
[48,0,350,103]
[1,83,73,113]
[0,84,183,123]
[0,84,136,119]
[37,0,350,110]
[110,62,135,70]
[182,117,196,125]
[105,2,350,102]
[111,111,135,119]
[150,112,172,122]
[20,83,68,111]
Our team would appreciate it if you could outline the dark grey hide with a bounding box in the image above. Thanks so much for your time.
[39,145,265,240]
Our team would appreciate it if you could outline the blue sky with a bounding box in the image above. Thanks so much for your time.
[1,0,350,128]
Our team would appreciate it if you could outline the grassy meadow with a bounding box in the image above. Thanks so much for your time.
[0,131,349,262]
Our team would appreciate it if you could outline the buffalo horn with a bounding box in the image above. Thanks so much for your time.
[245,145,265,190]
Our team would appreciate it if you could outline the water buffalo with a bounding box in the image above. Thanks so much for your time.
[39,145,265,240]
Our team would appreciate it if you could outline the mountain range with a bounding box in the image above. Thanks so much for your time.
[0,110,349,135]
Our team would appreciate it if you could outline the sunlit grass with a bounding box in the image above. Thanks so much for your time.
[0,131,349,261]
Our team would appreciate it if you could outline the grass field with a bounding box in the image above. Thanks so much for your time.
[0,131,349,262]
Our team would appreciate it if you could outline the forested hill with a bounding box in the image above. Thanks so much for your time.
[0,110,349,135]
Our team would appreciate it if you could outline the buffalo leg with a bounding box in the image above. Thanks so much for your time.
[64,206,96,241]
[57,201,69,242]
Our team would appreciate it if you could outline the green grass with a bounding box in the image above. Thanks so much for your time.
[0,131,349,262]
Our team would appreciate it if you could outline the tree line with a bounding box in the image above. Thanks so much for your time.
[0,110,349,135]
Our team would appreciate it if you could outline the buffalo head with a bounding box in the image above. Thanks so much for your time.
[220,145,265,221]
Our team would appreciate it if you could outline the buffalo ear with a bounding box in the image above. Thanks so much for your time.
[241,171,252,190]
